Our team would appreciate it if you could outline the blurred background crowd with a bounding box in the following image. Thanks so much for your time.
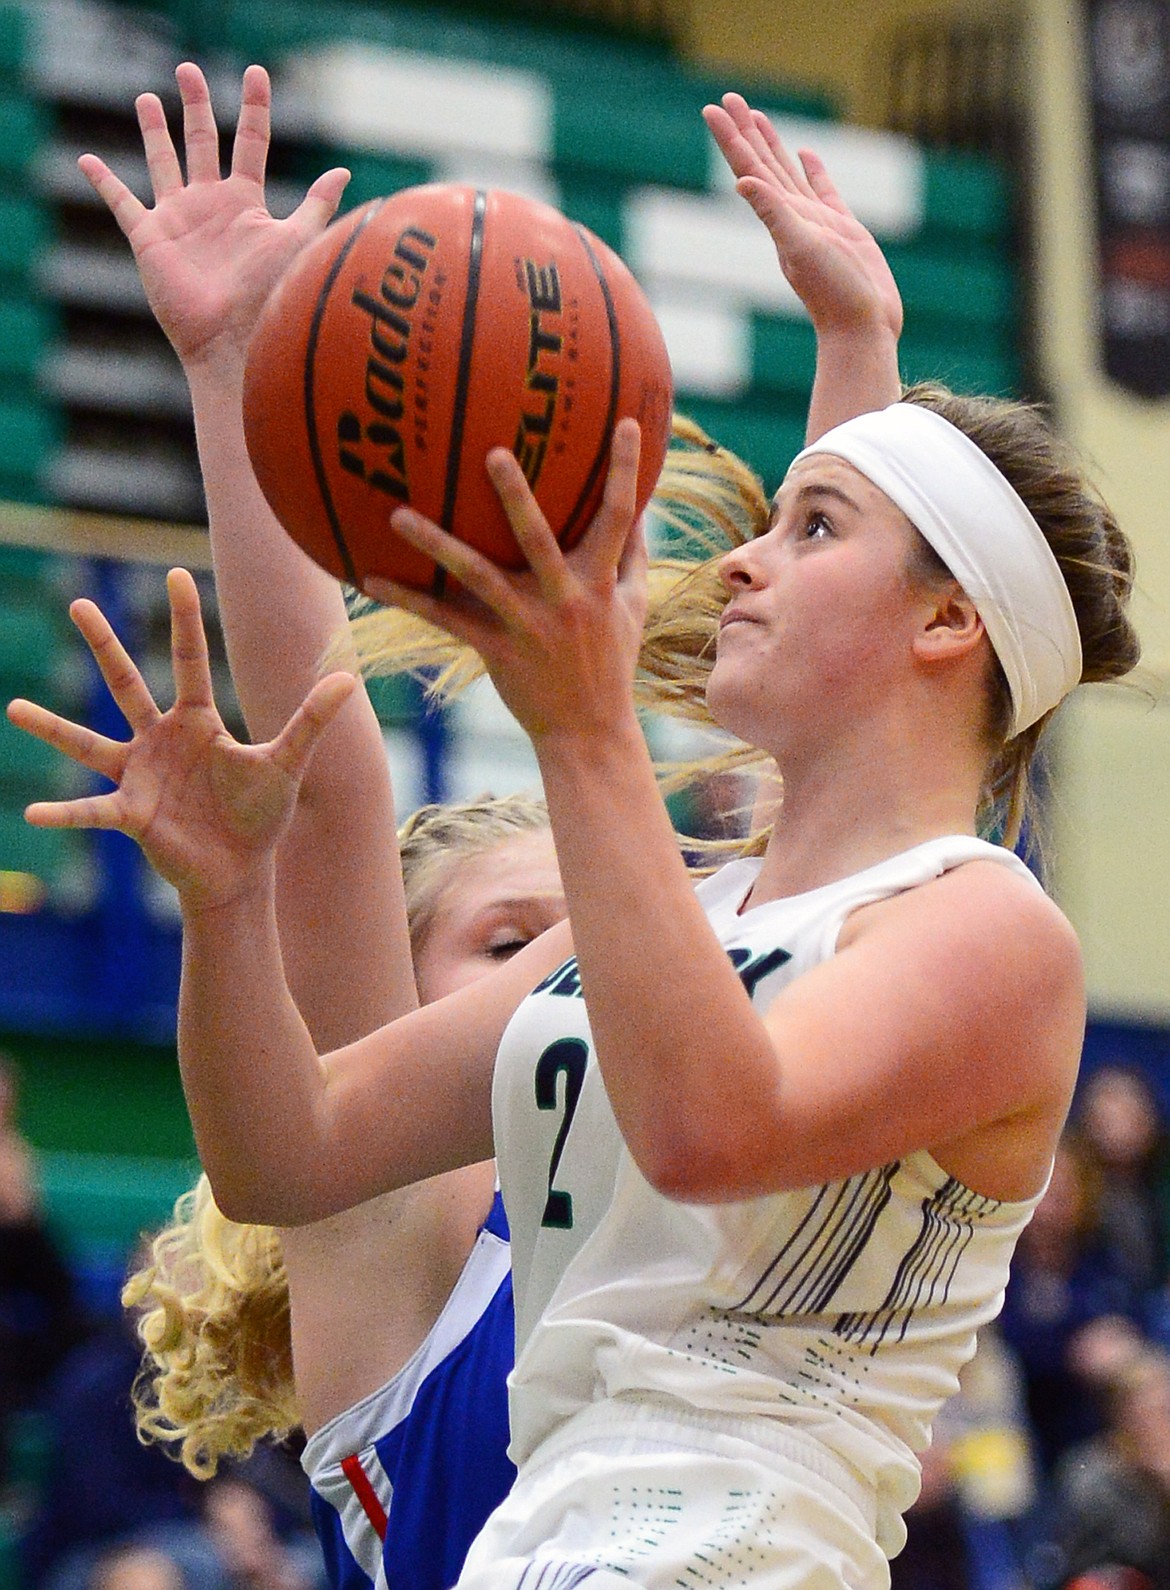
[13,1047,1170,1590]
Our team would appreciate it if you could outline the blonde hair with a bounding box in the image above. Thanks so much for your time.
[125,791,553,1478]
[340,401,1138,853]
[338,414,768,709]
[339,414,773,850]
[122,1178,293,1479]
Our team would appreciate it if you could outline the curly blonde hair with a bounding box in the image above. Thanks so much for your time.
[122,1176,294,1479]
[124,791,553,1479]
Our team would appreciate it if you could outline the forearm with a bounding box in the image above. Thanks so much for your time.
[805,322,901,442]
[177,868,541,1223]
[187,353,354,735]
[535,715,780,1197]
[177,872,339,1221]
[185,353,416,1037]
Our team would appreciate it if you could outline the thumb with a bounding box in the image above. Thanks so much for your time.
[736,176,798,239]
[268,672,358,779]
[291,167,351,240]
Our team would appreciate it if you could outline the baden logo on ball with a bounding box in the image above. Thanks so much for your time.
[243,183,675,592]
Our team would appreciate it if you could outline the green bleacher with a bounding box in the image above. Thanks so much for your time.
[0,0,1021,518]
[0,551,90,904]
[0,2,56,507]
[0,0,1025,1292]
[215,0,1021,487]
[40,1150,196,1259]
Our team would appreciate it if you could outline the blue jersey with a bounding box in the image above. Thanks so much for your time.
[302,1193,515,1590]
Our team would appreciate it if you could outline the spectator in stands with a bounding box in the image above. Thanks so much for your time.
[1029,1341,1170,1589]
[1072,1064,1170,1298]
[22,1261,323,1590]
[0,1049,89,1483]
[87,1545,184,1590]
[999,1136,1139,1475]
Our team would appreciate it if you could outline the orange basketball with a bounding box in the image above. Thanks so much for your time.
[242,184,674,591]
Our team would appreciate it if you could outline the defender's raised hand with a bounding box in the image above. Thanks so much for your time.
[7,571,356,912]
[78,62,349,369]
[703,92,902,343]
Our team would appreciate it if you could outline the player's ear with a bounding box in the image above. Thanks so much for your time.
[912,581,984,664]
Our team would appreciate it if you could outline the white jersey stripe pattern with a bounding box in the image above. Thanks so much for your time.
[492,835,1052,1560]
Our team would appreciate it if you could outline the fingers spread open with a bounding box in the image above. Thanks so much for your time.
[268,672,357,779]
[703,101,767,186]
[291,167,351,239]
[749,107,815,197]
[136,90,183,202]
[230,63,271,187]
[165,568,215,709]
[24,793,125,832]
[68,600,161,735]
[799,148,851,217]
[735,175,804,247]
[7,699,126,783]
[77,154,148,238]
[176,61,221,185]
[484,449,567,595]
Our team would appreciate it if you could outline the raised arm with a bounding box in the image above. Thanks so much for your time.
[7,574,569,1220]
[703,93,902,439]
[80,63,415,1042]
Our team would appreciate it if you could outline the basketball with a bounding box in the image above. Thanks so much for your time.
[242,184,674,591]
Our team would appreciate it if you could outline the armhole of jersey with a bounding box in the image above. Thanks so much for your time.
[825,836,1038,958]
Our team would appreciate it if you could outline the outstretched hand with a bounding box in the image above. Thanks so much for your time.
[703,93,902,343]
[79,62,349,370]
[362,419,647,747]
[7,571,356,913]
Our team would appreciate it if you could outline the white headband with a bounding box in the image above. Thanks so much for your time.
[792,403,1082,735]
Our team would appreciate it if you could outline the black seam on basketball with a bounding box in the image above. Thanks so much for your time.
[304,200,386,588]
[435,188,489,599]
[560,226,622,544]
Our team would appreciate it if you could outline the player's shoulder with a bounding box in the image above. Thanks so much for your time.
[939,855,1081,975]
[848,850,1083,1002]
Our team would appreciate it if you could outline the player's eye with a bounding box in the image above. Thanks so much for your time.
[803,512,833,540]
[486,935,530,960]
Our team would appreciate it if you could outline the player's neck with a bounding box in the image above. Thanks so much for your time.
[749,728,985,903]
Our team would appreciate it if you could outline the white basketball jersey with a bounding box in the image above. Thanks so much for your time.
[491,836,1050,1555]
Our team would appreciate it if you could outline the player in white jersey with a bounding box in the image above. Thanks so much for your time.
[76,65,762,1590]
[10,89,1143,1590]
[78,70,563,1590]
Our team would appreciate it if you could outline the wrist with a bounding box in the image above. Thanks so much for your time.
[182,340,250,395]
[532,705,647,773]
[179,854,278,926]
[812,317,900,357]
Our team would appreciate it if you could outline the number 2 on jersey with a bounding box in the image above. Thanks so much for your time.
[534,1038,588,1229]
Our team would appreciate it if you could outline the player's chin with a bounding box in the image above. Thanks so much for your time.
[704,660,759,743]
